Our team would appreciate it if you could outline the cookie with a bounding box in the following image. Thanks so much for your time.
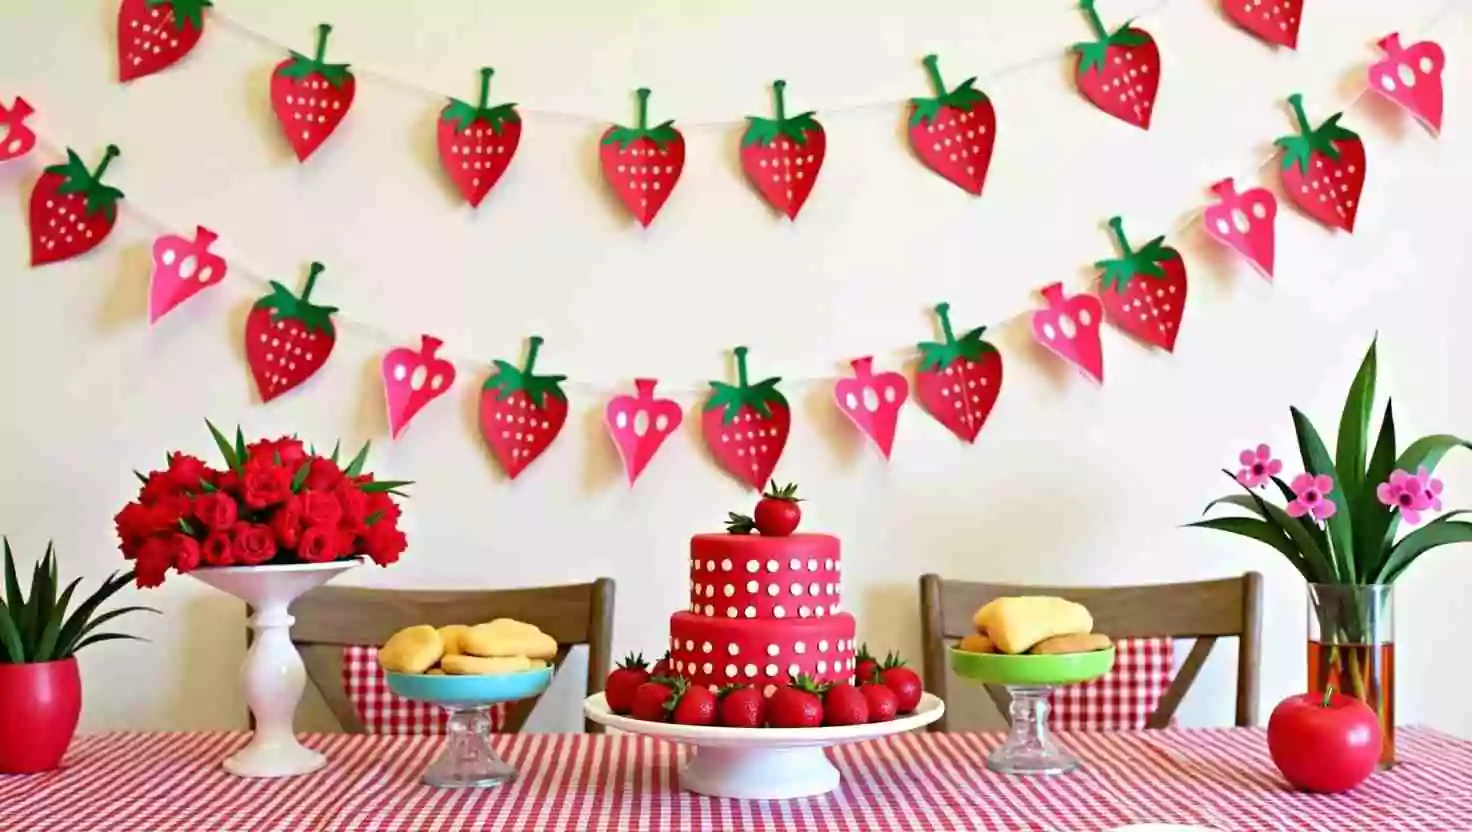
[378,625,444,674]
[442,654,535,675]
[438,624,471,656]
[957,633,996,654]
[1028,633,1112,655]
[462,619,558,660]
[426,668,445,676]
[972,596,1094,654]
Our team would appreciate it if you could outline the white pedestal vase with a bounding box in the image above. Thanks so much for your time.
[192,559,360,779]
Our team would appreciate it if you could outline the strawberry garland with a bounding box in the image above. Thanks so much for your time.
[833,357,909,460]
[605,378,684,485]
[149,225,227,324]
[244,261,338,402]
[1031,283,1105,384]
[913,302,1002,444]
[740,80,825,220]
[437,67,522,208]
[907,54,996,196]
[1370,34,1445,136]
[28,145,125,267]
[0,97,37,163]
[270,23,355,162]
[599,88,686,227]
[1202,178,1277,281]
[117,0,212,83]
[1224,0,1303,49]
[1070,0,1161,130]
[1093,216,1187,352]
[478,335,569,480]
[382,335,457,440]
[702,346,790,490]
[1274,93,1366,233]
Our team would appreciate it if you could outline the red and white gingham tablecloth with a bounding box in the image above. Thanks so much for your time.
[3,728,1472,831]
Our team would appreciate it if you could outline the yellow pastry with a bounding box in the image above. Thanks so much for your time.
[438,624,471,656]
[958,633,996,653]
[973,596,1094,654]
[442,654,534,675]
[462,619,558,660]
[1028,633,1112,655]
[378,625,444,674]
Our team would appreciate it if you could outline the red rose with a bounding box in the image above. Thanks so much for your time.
[362,521,408,567]
[248,437,307,468]
[241,460,292,510]
[168,533,202,573]
[115,502,154,558]
[134,536,173,588]
[269,495,304,549]
[301,490,344,529]
[334,480,369,530]
[231,522,278,566]
[201,533,233,566]
[216,471,241,497]
[297,525,343,563]
[139,471,180,504]
[365,491,402,525]
[166,453,212,492]
[303,458,343,491]
[192,492,239,533]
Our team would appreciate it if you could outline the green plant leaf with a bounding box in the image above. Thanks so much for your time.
[290,463,312,494]
[206,420,241,473]
[1357,399,1398,579]
[29,553,55,652]
[0,600,25,662]
[3,539,23,639]
[72,632,147,653]
[1186,518,1310,581]
[343,441,371,478]
[1378,520,1472,583]
[1291,406,1356,582]
[53,570,136,658]
[32,576,82,662]
[58,605,159,657]
[1336,340,1376,505]
[1210,476,1335,583]
[358,480,411,493]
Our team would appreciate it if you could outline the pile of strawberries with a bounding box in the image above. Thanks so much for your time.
[604,646,923,728]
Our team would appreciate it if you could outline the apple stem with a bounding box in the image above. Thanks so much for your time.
[1322,684,1336,708]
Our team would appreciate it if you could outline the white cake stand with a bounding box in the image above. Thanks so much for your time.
[584,692,944,799]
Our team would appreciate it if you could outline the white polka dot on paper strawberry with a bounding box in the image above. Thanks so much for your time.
[1369,33,1445,137]
[599,88,685,227]
[739,80,825,220]
[382,335,457,440]
[912,303,1001,445]
[437,67,521,208]
[1030,283,1105,385]
[1093,216,1187,353]
[1274,93,1365,233]
[28,145,124,267]
[701,346,791,491]
[833,356,909,460]
[605,378,684,485]
[243,261,338,403]
[117,0,211,83]
[269,23,355,163]
[1069,0,1161,130]
[1223,0,1303,49]
[907,54,996,196]
[148,225,227,324]
[1203,178,1277,281]
[0,97,37,163]
[477,335,569,480]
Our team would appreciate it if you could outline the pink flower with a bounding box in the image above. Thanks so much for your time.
[1286,473,1338,522]
[1377,467,1443,525]
[1235,444,1283,489]
[1419,466,1445,512]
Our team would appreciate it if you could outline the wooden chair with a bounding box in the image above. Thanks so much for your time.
[918,573,1262,733]
[284,578,615,734]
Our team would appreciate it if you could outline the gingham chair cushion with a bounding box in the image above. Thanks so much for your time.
[1047,637,1173,731]
[342,645,509,735]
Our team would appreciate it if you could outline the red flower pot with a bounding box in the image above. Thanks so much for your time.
[0,658,82,773]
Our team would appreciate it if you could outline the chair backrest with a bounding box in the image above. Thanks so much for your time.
[918,572,1262,732]
[286,578,615,734]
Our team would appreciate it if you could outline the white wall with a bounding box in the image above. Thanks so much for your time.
[2,0,1468,737]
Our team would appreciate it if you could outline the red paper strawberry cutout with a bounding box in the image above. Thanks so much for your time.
[1223,0,1303,49]
[478,336,568,480]
[149,225,227,323]
[1203,178,1276,280]
[0,97,37,163]
[29,145,124,267]
[1071,0,1161,129]
[1032,283,1105,384]
[599,88,684,227]
[1274,93,1365,232]
[1369,34,1445,136]
[117,0,210,82]
[833,357,909,459]
[908,54,996,195]
[244,262,338,402]
[270,24,354,162]
[438,67,521,207]
[1094,217,1187,352]
[913,302,1002,444]
[702,346,790,490]
[383,335,457,439]
[605,378,684,485]
[740,80,825,219]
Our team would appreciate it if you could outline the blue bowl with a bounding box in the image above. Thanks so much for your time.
[386,667,553,707]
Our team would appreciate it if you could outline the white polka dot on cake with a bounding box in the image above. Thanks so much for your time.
[706,560,715,571]
[720,559,732,571]
[818,640,829,652]
[692,560,701,572]
[787,664,800,677]
[725,665,737,678]
[701,641,712,653]
[773,605,786,618]
[767,584,780,597]
[824,559,833,570]
[765,663,778,676]
[766,560,779,572]
[726,607,737,618]
[807,559,818,571]
[746,560,759,573]
[815,607,825,618]
[766,644,779,656]
[703,662,714,674]
[818,660,828,673]
[675,660,684,672]
[789,558,801,570]
[790,583,804,596]
[744,606,756,618]
[727,643,739,656]
[794,641,806,654]
[723,584,735,597]
[704,585,714,598]
[703,605,714,616]
[799,607,810,618]
[742,664,756,677]
[747,580,759,592]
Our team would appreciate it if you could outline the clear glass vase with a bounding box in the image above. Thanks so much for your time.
[1307,583,1395,767]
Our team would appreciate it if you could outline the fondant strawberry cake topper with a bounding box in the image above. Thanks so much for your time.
[382,335,457,439]
[605,378,683,485]
[1274,93,1365,232]
[29,145,124,267]
[270,23,355,162]
[244,261,338,402]
[1369,34,1445,136]
[1223,0,1303,49]
[149,225,227,323]
[0,96,37,163]
[1031,282,1105,384]
[117,0,211,83]
[1202,178,1277,281]
[702,346,790,490]
[1094,216,1187,352]
[438,67,521,208]
[833,357,908,460]
[1070,0,1161,130]
[478,335,568,480]
[600,88,685,227]
[914,302,1002,444]
[907,54,996,196]
[740,80,825,219]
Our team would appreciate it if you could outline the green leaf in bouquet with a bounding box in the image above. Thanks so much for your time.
[1290,406,1356,582]
[1377,520,1472,583]
[0,600,24,662]
[290,463,312,494]
[343,441,371,478]
[199,478,217,493]
[1336,340,1376,503]
[206,420,241,473]
[133,470,148,485]
[1186,517,1311,581]
[364,510,383,527]
[358,480,411,494]
[330,440,341,465]
[1211,476,1336,583]
[1356,399,1398,579]
[235,427,248,466]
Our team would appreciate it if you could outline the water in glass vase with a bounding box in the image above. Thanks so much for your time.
[1307,640,1395,767]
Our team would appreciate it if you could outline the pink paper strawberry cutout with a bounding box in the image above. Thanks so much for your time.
[907,54,996,195]
[1071,0,1161,129]
[605,378,684,485]
[1203,178,1276,280]
[834,356,908,459]
[478,336,568,480]
[1369,34,1445,136]
[383,335,457,439]
[1032,283,1105,384]
[1274,93,1365,232]
[149,225,227,323]
[702,346,790,490]
[0,97,37,163]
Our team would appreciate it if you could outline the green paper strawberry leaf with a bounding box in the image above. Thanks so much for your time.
[917,302,997,372]
[442,67,520,135]
[254,263,337,336]
[603,88,681,150]
[1071,25,1151,74]
[147,0,212,31]
[741,112,821,148]
[483,336,566,411]
[704,347,786,425]
[910,78,988,127]
[1275,94,1360,173]
[277,24,352,89]
[45,146,125,221]
[1095,219,1179,294]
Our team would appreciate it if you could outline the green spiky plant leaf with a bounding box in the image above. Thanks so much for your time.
[0,539,157,664]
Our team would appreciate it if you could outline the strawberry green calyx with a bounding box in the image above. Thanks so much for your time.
[1094,216,1178,293]
[443,67,519,135]
[762,480,802,502]
[742,79,821,148]
[786,673,829,695]
[705,346,787,425]
[46,145,124,220]
[255,261,337,336]
[1275,93,1359,173]
[725,512,757,534]
[603,87,680,150]
[278,23,351,88]
[484,335,568,411]
[910,54,987,127]
[147,0,212,31]
[717,683,748,699]
[917,302,997,373]
[618,652,648,671]
[659,676,691,714]
[880,651,908,671]
[1071,0,1150,74]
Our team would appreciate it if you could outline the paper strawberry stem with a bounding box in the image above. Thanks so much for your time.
[1096,216,1175,292]
[742,80,819,148]
[279,23,350,88]
[910,54,986,127]
[1209,178,1239,200]
[917,302,995,372]
[705,346,786,424]
[1080,0,1110,39]
[603,88,679,150]
[1276,93,1358,173]
[255,261,337,335]
[443,67,519,134]
[484,335,567,410]
[150,0,212,31]
[1071,0,1149,72]
[45,145,125,221]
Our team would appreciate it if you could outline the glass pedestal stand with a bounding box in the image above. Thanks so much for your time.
[423,706,515,789]
[987,685,1079,776]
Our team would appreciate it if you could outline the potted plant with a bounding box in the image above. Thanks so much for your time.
[0,540,154,773]
[1192,340,1470,767]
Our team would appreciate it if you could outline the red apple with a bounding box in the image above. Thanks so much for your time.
[1267,687,1382,793]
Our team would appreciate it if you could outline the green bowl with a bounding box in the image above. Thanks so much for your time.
[949,645,1115,686]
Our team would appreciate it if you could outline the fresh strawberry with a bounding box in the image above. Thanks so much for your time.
[1274,93,1365,232]
[1202,178,1276,281]
[1094,216,1187,352]
[600,88,684,227]
[861,675,899,722]
[243,262,338,402]
[718,684,767,728]
[477,335,568,480]
[28,145,124,267]
[907,54,995,195]
[605,652,651,714]
[117,0,210,83]
[833,357,909,460]
[1224,0,1303,49]
[767,675,826,729]
[1032,283,1105,384]
[650,650,673,678]
[605,378,684,485]
[879,654,924,714]
[671,682,718,726]
[381,335,457,439]
[854,644,881,685]
[1070,0,1161,129]
[631,677,679,722]
[149,225,227,324]
[753,481,802,536]
[740,80,825,219]
[914,302,1003,444]
[822,682,870,727]
[1369,34,1445,136]
[701,347,791,491]
[437,67,521,208]
[0,96,38,163]
[270,23,355,162]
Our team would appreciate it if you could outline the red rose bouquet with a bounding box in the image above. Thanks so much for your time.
[115,422,410,588]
